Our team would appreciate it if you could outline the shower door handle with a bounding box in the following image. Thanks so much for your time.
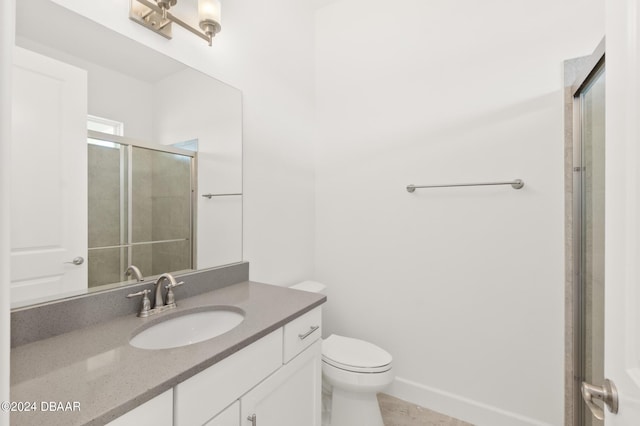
[581,379,618,420]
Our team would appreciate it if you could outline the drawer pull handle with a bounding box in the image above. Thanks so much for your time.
[247,414,256,425]
[298,325,320,340]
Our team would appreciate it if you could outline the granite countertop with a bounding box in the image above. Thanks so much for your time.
[10,281,326,426]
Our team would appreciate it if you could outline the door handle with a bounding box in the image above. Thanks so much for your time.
[64,256,84,266]
[581,379,619,420]
[247,414,256,425]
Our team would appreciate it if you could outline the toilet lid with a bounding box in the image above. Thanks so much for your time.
[322,334,392,373]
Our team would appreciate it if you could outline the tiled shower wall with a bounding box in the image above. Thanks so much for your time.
[88,144,124,287]
[148,149,191,274]
[88,144,192,287]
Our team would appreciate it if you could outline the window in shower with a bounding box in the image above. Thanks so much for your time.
[87,131,195,288]
[87,115,124,136]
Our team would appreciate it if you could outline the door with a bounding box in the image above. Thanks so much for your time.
[10,47,88,307]
[586,0,640,423]
[240,340,322,426]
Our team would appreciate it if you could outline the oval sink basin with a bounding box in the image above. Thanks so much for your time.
[129,307,245,350]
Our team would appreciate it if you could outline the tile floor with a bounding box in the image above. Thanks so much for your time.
[377,393,473,426]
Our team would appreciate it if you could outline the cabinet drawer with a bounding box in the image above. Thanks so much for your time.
[107,389,172,426]
[174,329,283,426]
[283,307,322,363]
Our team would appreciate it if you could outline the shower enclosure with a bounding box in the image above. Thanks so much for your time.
[568,42,605,426]
[87,131,196,288]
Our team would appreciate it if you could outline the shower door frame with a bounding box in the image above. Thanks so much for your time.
[87,129,198,285]
[566,39,605,426]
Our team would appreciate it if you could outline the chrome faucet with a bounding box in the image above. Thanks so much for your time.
[126,272,184,317]
[124,265,144,282]
[154,273,184,309]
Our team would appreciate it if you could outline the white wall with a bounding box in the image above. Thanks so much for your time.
[314,0,603,424]
[0,0,14,422]
[49,0,317,285]
[154,68,243,268]
[85,64,153,141]
[15,37,155,141]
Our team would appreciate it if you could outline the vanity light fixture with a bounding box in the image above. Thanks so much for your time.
[129,0,221,46]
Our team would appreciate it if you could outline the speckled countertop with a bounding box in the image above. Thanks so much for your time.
[10,281,326,426]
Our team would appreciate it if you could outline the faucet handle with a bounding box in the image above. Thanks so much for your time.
[164,281,184,306]
[164,281,184,290]
[126,289,151,298]
[127,289,152,317]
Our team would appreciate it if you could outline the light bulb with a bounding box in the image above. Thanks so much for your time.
[198,0,221,24]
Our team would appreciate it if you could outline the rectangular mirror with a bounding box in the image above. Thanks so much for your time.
[11,0,242,308]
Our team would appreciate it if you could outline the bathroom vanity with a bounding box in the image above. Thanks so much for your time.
[10,278,325,426]
[113,307,322,426]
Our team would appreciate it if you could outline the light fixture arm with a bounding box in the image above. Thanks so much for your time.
[130,0,221,46]
[199,20,221,46]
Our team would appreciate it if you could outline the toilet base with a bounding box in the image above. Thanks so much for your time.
[329,387,384,426]
[322,382,332,426]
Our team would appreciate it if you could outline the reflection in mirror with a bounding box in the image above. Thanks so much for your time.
[12,0,242,308]
[88,132,195,288]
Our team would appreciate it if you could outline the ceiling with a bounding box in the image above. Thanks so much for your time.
[16,0,188,83]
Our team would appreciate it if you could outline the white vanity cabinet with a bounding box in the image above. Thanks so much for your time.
[174,329,283,425]
[240,306,323,426]
[109,307,322,426]
[240,340,322,426]
[106,389,173,426]
[176,307,322,426]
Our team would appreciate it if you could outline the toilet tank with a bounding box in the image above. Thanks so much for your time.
[290,280,326,294]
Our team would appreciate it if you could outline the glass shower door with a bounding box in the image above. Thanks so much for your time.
[131,146,193,277]
[87,136,194,288]
[87,139,129,288]
[577,65,605,426]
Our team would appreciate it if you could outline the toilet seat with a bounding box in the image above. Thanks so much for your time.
[323,357,392,373]
[322,334,392,373]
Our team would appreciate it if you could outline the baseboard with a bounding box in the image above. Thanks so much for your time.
[386,377,553,426]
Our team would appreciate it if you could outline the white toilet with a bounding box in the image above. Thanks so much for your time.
[290,281,394,426]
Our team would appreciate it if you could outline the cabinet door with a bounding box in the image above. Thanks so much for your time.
[174,329,283,426]
[106,389,172,426]
[241,340,321,426]
[205,401,240,426]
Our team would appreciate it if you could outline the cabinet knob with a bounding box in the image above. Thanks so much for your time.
[247,414,256,425]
